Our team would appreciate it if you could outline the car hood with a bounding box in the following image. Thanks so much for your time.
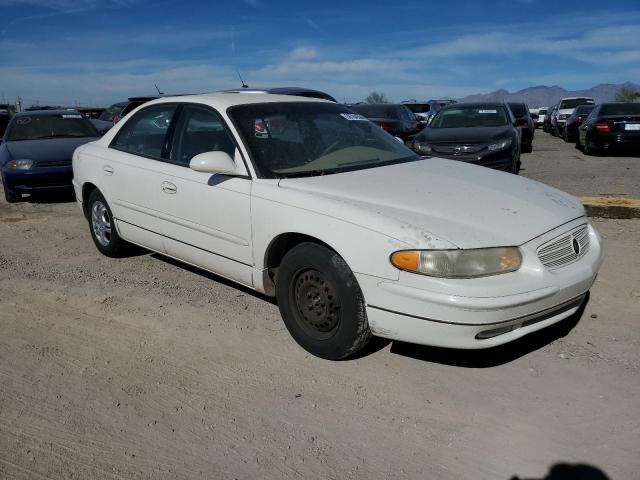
[278,159,584,249]
[417,126,512,143]
[4,137,99,164]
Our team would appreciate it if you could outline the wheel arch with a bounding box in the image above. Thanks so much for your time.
[81,182,99,219]
[261,232,339,296]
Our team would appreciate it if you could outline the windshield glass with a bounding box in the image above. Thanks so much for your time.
[560,98,594,109]
[99,105,123,121]
[349,104,401,119]
[508,103,526,117]
[7,114,98,141]
[575,105,595,115]
[227,102,420,179]
[600,103,640,116]
[539,108,548,114]
[430,106,509,128]
[404,104,431,114]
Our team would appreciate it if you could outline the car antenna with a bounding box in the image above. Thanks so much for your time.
[237,70,249,89]
[154,84,164,95]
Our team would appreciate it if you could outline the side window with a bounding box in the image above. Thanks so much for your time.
[171,105,236,166]
[111,104,177,159]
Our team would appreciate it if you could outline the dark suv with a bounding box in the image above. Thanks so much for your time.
[508,102,534,153]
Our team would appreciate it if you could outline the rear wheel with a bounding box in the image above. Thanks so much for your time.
[276,243,371,360]
[87,190,130,257]
[583,141,599,156]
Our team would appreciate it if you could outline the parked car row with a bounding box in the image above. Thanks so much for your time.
[537,97,640,155]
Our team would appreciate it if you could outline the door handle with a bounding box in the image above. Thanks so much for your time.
[161,181,177,194]
[103,165,114,176]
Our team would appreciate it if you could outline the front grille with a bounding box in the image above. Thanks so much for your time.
[537,224,590,270]
[432,143,484,155]
[35,160,71,168]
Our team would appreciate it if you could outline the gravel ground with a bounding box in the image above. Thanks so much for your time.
[521,129,640,199]
[0,142,639,479]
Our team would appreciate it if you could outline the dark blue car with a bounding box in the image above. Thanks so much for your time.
[1,110,100,202]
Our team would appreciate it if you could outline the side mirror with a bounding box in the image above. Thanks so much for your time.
[190,151,243,176]
[531,113,539,120]
[514,117,528,127]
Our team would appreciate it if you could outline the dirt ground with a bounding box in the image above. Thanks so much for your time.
[1,158,639,478]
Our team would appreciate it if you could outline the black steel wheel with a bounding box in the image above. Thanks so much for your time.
[276,243,371,360]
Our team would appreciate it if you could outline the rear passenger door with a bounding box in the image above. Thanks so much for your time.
[105,103,179,252]
[154,104,254,286]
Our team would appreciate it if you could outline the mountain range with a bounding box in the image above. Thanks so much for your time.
[458,82,639,107]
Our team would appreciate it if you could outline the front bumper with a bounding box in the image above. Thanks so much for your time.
[429,150,515,172]
[2,165,73,192]
[357,218,603,349]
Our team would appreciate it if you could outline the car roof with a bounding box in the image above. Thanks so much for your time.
[142,92,333,110]
[219,87,337,103]
[440,102,506,109]
[15,109,81,116]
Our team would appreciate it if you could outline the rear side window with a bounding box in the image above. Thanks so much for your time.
[170,105,236,166]
[111,104,178,159]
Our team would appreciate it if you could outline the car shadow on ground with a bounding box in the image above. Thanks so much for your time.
[150,253,278,305]
[389,293,589,368]
[509,462,609,480]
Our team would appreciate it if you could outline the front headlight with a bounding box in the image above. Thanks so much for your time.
[487,137,512,151]
[390,247,522,278]
[5,159,34,170]
[412,141,432,155]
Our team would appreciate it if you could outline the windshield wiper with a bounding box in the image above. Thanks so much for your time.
[279,169,337,179]
[338,157,380,167]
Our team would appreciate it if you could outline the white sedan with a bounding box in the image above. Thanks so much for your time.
[72,93,604,360]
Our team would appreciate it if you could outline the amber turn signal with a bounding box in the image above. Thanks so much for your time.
[390,251,420,271]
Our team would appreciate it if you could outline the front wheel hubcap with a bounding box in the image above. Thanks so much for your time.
[91,201,112,247]
[292,269,341,339]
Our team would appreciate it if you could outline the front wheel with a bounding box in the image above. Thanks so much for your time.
[2,176,21,203]
[276,243,371,360]
[87,189,131,257]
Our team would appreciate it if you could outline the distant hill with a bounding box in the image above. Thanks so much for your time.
[459,82,640,108]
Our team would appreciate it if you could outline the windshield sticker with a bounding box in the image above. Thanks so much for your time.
[478,110,497,114]
[62,114,83,119]
[16,117,32,125]
[340,113,368,121]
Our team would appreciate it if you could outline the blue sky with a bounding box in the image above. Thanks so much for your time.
[0,0,639,106]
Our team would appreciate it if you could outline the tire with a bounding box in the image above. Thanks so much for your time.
[86,189,130,257]
[522,142,533,153]
[583,141,598,156]
[275,242,371,360]
[2,177,21,203]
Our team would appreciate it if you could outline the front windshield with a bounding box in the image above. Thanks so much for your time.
[7,113,99,141]
[430,106,509,128]
[227,102,420,178]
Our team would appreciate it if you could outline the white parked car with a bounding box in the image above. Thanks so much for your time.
[72,93,604,360]
[552,97,595,136]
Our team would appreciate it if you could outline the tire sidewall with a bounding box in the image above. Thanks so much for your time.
[276,243,369,360]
